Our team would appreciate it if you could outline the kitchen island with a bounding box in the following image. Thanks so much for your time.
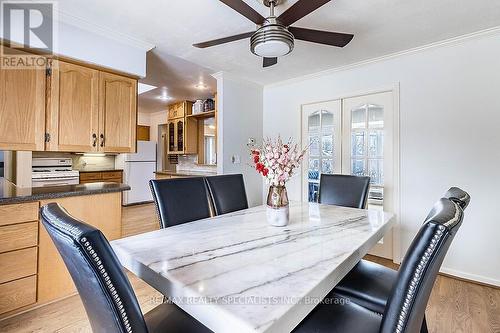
[0,178,130,318]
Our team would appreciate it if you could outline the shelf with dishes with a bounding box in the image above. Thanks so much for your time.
[166,95,217,165]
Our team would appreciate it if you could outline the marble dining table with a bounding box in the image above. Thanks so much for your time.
[111,201,395,333]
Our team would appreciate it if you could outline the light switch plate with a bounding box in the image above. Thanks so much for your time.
[231,155,241,164]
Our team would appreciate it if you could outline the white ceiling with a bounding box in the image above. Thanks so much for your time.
[57,0,500,86]
[138,50,217,113]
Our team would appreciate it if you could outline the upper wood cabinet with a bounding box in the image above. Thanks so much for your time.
[167,101,196,155]
[99,72,137,153]
[0,56,46,151]
[46,60,99,152]
[0,46,138,153]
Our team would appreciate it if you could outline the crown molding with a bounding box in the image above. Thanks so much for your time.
[266,25,500,89]
[56,10,155,51]
[212,71,263,88]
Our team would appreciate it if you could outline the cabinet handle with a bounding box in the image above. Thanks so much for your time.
[100,134,105,147]
[92,133,97,147]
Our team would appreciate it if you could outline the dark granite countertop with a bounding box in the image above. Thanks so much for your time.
[0,178,130,206]
[76,169,123,173]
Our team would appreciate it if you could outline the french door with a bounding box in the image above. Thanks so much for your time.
[302,91,396,259]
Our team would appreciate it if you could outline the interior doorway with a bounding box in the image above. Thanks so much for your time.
[301,90,399,260]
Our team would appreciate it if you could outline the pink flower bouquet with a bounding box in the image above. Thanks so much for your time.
[250,136,308,186]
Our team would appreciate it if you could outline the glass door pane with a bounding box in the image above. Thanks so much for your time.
[342,91,394,260]
[302,101,341,202]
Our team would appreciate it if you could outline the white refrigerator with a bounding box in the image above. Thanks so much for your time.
[116,141,156,205]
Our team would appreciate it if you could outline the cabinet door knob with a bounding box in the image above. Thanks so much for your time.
[92,134,97,147]
[100,134,105,147]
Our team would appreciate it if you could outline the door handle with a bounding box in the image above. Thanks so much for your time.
[92,133,97,147]
[100,134,105,147]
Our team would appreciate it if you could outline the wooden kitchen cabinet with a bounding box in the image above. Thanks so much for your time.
[46,60,100,152]
[99,72,137,153]
[79,170,123,184]
[168,102,186,119]
[0,201,39,316]
[167,101,196,154]
[137,125,150,141]
[38,193,122,303]
[0,50,46,151]
[0,45,138,153]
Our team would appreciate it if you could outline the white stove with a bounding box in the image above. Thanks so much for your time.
[32,158,80,187]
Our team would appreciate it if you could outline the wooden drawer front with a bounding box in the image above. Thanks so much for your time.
[104,178,122,184]
[0,276,37,315]
[80,172,102,181]
[102,171,122,180]
[80,180,99,184]
[0,202,39,226]
[0,247,37,284]
[0,222,38,253]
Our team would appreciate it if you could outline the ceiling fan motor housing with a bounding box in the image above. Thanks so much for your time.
[250,18,295,57]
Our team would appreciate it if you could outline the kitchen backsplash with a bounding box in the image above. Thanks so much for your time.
[72,155,116,171]
[177,155,217,173]
[32,152,116,171]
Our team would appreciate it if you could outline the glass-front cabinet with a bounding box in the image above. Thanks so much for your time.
[168,122,175,152]
[166,101,196,155]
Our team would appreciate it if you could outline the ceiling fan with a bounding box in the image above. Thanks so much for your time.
[193,0,354,68]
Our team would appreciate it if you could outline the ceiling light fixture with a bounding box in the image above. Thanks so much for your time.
[157,94,172,101]
[250,1,294,58]
[195,83,208,89]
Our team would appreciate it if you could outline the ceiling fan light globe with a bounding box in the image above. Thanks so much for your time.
[254,40,291,57]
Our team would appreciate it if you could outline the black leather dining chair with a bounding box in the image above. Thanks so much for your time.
[333,187,470,320]
[149,177,212,228]
[444,186,471,209]
[205,174,248,215]
[40,203,211,333]
[293,196,466,333]
[319,174,371,208]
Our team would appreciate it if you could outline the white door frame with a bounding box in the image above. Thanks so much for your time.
[300,84,401,264]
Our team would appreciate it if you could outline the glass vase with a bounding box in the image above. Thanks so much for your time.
[266,185,289,227]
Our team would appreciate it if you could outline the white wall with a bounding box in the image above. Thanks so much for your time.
[2,15,149,77]
[149,111,168,143]
[215,73,264,207]
[263,31,500,286]
[138,112,152,127]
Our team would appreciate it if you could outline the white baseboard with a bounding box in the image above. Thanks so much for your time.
[439,266,500,288]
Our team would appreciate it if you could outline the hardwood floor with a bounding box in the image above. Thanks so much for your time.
[0,203,498,333]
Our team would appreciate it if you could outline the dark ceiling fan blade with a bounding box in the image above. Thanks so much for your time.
[193,32,254,48]
[263,57,278,67]
[219,0,265,24]
[289,27,354,47]
[278,0,331,26]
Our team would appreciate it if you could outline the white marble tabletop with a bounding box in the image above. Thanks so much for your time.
[112,202,395,333]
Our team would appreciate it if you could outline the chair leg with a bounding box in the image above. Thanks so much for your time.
[420,314,429,333]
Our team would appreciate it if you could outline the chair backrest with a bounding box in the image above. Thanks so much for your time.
[205,174,249,215]
[40,203,148,333]
[149,177,212,228]
[380,197,466,333]
[443,187,470,209]
[318,174,371,208]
